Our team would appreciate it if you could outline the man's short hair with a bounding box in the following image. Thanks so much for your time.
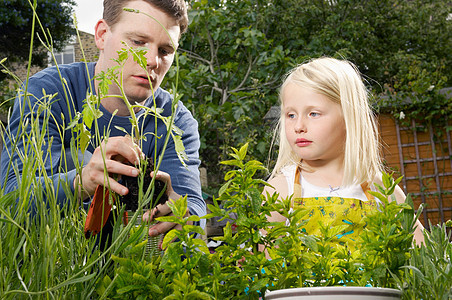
[103,0,188,35]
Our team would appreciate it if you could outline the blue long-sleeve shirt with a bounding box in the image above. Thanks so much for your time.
[1,62,206,227]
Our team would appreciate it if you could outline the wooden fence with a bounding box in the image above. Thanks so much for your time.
[379,114,452,229]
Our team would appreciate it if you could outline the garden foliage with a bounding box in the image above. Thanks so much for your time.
[97,144,450,299]
[1,123,451,298]
[1,2,451,299]
[0,0,75,80]
[162,0,452,190]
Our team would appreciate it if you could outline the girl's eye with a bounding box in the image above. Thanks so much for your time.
[287,113,296,119]
[309,112,320,117]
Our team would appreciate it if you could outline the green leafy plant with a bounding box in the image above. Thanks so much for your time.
[357,173,424,288]
[167,0,452,194]
[45,143,451,299]
[397,222,452,300]
[204,143,279,298]
[200,145,438,297]
[96,196,211,299]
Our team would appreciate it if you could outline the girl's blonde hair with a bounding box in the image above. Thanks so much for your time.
[271,57,382,186]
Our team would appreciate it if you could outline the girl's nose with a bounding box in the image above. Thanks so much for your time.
[294,119,306,133]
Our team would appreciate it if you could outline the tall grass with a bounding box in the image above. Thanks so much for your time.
[0,2,184,298]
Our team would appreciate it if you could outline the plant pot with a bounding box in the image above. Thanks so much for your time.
[120,157,167,211]
[119,158,167,257]
[265,286,402,300]
[125,209,163,257]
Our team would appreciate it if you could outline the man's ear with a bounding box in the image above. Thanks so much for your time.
[94,19,109,51]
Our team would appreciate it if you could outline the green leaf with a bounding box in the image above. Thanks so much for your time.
[183,225,205,235]
[382,172,391,189]
[113,126,129,135]
[397,203,413,210]
[59,273,97,287]
[117,224,146,253]
[394,176,403,186]
[166,196,188,218]
[146,282,163,294]
[96,275,113,296]
[368,190,387,203]
[185,290,212,300]
[218,180,232,196]
[66,112,82,130]
[156,216,183,224]
[186,215,201,223]
[248,188,262,214]
[191,239,210,254]
[221,159,241,166]
[117,285,141,294]
[173,134,188,166]
[252,229,260,243]
[161,229,179,249]
[238,143,249,160]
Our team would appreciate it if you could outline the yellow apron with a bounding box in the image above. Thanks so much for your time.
[292,165,378,248]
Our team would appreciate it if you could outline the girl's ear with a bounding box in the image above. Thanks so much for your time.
[94,19,110,51]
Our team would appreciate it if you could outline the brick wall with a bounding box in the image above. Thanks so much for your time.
[4,31,97,85]
[379,114,452,228]
[75,31,98,62]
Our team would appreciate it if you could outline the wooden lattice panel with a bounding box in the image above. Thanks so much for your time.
[378,114,452,228]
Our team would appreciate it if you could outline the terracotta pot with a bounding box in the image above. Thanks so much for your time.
[265,286,402,300]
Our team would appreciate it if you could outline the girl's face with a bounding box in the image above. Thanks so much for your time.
[283,83,346,166]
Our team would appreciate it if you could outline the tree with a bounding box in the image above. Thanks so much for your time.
[0,0,75,81]
[161,0,452,190]
[163,0,292,188]
[259,0,451,91]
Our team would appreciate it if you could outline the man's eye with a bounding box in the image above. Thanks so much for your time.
[160,48,171,56]
[132,40,145,46]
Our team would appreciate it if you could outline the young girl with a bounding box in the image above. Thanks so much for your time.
[264,57,424,247]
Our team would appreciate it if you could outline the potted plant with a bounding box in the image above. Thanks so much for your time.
[78,8,189,259]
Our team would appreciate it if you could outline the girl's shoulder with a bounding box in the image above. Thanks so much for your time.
[280,164,297,175]
[264,172,290,200]
[267,173,287,187]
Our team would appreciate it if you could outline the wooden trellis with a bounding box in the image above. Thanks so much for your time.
[379,114,452,229]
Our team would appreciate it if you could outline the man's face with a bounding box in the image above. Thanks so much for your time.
[95,0,180,106]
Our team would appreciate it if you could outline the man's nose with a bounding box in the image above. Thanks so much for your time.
[145,48,159,70]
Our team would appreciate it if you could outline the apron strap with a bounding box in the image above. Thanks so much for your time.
[360,181,374,201]
[293,164,302,207]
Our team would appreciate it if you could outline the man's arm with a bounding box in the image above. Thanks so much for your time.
[0,82,78,213]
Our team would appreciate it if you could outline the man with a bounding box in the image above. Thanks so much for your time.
[0,0,205,239]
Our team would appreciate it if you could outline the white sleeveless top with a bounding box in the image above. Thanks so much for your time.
[281,164,372,202]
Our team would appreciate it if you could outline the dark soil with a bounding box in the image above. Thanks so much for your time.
[120,157,168,211]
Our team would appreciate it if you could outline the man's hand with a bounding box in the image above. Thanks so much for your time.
[142,170,192,238]
[74,136,143,199]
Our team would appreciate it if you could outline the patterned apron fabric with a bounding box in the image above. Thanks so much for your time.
[292,165,378,247]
